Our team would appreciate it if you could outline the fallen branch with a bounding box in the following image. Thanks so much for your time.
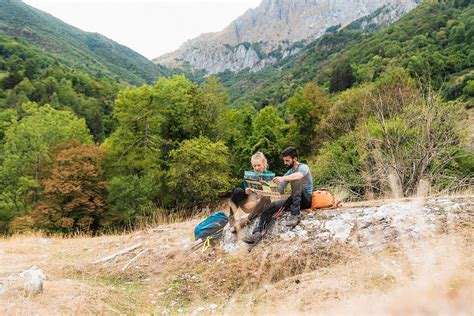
[121,249,148,272]
[94,243,142,264]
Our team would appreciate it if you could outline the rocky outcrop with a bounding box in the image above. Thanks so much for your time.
[154,0,421,74]
[221,197,473,254]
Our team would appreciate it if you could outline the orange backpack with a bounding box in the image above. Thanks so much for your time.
[311,190,341,210]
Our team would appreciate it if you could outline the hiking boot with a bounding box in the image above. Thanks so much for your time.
[285,214,301,227]
[243,231,262,244]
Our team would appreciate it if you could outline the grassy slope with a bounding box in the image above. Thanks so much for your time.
[0,0,170,85]
[0,197,472,314]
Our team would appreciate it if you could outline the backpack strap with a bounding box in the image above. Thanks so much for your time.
[201,236,212,253]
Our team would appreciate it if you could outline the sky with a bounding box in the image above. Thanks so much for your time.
[23,0,261,60]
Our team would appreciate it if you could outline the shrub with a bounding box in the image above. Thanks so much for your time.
[106,173,162,225]
[167,136,233,211]
[311,133,365,199]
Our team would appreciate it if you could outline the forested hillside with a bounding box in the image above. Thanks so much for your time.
[218,0,473,108]
[0,0,169,85]
[0,0,472,235]
[0,33,121,141]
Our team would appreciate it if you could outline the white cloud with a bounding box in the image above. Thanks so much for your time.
[23,0,261,59]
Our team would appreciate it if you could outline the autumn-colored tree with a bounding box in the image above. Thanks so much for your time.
[31,140,108,233]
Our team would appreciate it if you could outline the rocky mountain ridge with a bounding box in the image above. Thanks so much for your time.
[154,0,421,74]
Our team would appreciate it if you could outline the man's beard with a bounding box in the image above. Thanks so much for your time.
[285,161,294,169]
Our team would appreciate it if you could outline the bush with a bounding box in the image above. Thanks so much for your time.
[359,92,467,197]
[107,174,161,225]
[311,133,365,199]
[167,136,233,211]
[463,80,474,96]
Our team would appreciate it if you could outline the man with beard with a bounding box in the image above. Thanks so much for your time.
[244,146,313,244]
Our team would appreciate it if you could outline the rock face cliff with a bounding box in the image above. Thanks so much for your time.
[154,0,420,74]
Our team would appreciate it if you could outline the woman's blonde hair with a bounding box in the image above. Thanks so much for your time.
[251,151,268,171]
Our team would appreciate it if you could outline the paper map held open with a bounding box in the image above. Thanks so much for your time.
[244,171,289,200]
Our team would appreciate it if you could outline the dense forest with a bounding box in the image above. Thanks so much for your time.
[0,0,472,234]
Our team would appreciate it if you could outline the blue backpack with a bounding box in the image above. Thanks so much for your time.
[194,211,229,241]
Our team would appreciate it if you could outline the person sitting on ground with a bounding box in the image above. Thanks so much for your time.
[229,152,273,233]
[244,146,313,243]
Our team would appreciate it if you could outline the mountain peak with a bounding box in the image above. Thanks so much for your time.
[154,0,420,74]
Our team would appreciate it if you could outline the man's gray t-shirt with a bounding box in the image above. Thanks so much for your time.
[277,163,313,195]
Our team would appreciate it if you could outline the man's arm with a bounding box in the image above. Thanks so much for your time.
[274,172,303,193]
[273,172,304,184]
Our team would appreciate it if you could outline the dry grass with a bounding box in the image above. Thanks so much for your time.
[225,231,473,315]
[1,199,473,315]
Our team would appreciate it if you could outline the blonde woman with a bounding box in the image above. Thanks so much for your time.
[229,152,273,233]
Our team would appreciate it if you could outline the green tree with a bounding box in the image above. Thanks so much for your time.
[153,75,204,156]
[463,80,474,96]
[247,106,288,172]
[197,76,229,140]
[104,84,161,176]
[0,103,92,219]
[320,84,370,141]
[359,91,468,197]
[329,60,355,93]
[286,83,329,155]
[216,105,256,177]
[2,55,24,89]
[0,109,17,143]
[311,133,364,199]
[168,136,233,210]
[107,174,162,225]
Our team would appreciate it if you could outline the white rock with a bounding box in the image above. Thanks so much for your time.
[6,275,16,282]
[0,282,6,295]
[300,219,320,228]
[324,214,354,241]
[192,306,206,316]
[24,275,43,295]
[316,232,331,240]
[208,303,218,310]
[39,238,50,245]
[20,267,46,296]
[20,267,46,281]
[294,228,308,239]
[280,231,296,241]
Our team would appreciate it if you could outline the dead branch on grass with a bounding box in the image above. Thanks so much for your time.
[121,248,148,271]
[93,243,142,264]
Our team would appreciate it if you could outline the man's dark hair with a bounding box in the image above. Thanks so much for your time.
[281,146,298,159]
